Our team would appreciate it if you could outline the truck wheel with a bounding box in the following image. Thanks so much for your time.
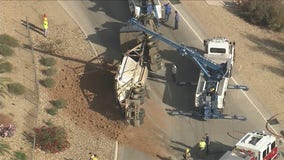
[133,87,145,94]
[139,108,145,118]
[139,97,145,105]
[131,94,142,100]
[139,118,144,125]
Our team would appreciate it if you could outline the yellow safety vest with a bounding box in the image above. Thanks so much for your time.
[43,20,48,29]
[199,141,206,150]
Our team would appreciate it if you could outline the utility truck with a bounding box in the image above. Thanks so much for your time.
[195,38,235,119]
[128,18,247,120]
[220,131,279,160]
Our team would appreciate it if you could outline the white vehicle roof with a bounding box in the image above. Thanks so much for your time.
[236,131,276,152]
[204,54,231,64]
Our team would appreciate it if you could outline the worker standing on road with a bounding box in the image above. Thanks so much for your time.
[146,2,153,15]
[174,11,179,30]
[43,14,48,37]
[89,153,98,160]
[183,148,192,160]
[199,139,206,158]
[205,133,210,154]
[171,64,177,82]
[163,3,171,22]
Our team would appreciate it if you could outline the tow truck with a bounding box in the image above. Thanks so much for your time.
[128,18,247,120]
[220,131,279,160]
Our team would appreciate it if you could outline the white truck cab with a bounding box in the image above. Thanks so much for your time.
[128,0,162,19]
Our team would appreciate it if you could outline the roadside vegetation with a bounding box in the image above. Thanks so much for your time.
[39,57,56,67]
[12,151,27,160]
[7,83,26,95]
[0,34,19,47]
[0,140,11,156]
[33,126,70,153]
[0,44,14,57]
[0,61,12,73]
[42,68,57,76]
[46,99,66,115]
[40,78,55,88]
[240,0,284,31]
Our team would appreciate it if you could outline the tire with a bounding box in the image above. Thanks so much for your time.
[131,94,142,100]
[133,87,145,94]
[139,96,145,105]
[139,108,145,118]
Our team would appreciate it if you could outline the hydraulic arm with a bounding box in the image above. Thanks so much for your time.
[128,18,227,81]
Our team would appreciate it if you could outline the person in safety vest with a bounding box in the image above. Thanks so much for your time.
[43,14,48,37]
[199,139,206,158]
[183,148,191,160]
[89,153,98,160]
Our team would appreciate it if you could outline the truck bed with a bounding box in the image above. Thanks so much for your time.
[115,55,148,103]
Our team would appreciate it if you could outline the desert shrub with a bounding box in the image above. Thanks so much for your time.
[40,78,55,88]
[240,0,284,31]
[12,151,27,160]
[0,140,10,156]
[43,119,53,126]
[45,107,58,116]
[39,57,56,67]
[7,83,26,95]
[36,38,63,54]
[0,44,14,56]
[0,78,11,99]
[34,126,70,153]
[0,61,12,73]
[42,68,57,76]
[0,34,19,47]
[50,99,66,109]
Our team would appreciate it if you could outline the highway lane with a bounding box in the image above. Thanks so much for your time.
[58,1,279,160]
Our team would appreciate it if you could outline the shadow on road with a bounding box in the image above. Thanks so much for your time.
[21,19,43,36]
[79,62,123,121]
[88,0,130,22]
[158,49,199,113]
[87,21,126,64]
[169,141,233,160]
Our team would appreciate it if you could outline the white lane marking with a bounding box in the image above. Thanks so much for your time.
[114,140,118,160]
[168,1,203,42]
[168,1,278,133]
[58,1,99,57]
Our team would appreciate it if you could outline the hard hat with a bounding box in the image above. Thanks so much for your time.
[43,13,47,17]
[186,148,190,153]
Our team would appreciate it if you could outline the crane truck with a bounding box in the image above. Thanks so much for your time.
[128,18,247,120]
[219,131,279,160]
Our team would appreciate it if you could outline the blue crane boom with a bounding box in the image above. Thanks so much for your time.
[128,18,227,81]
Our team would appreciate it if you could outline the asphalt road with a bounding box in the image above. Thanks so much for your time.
[58,1,281,160]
